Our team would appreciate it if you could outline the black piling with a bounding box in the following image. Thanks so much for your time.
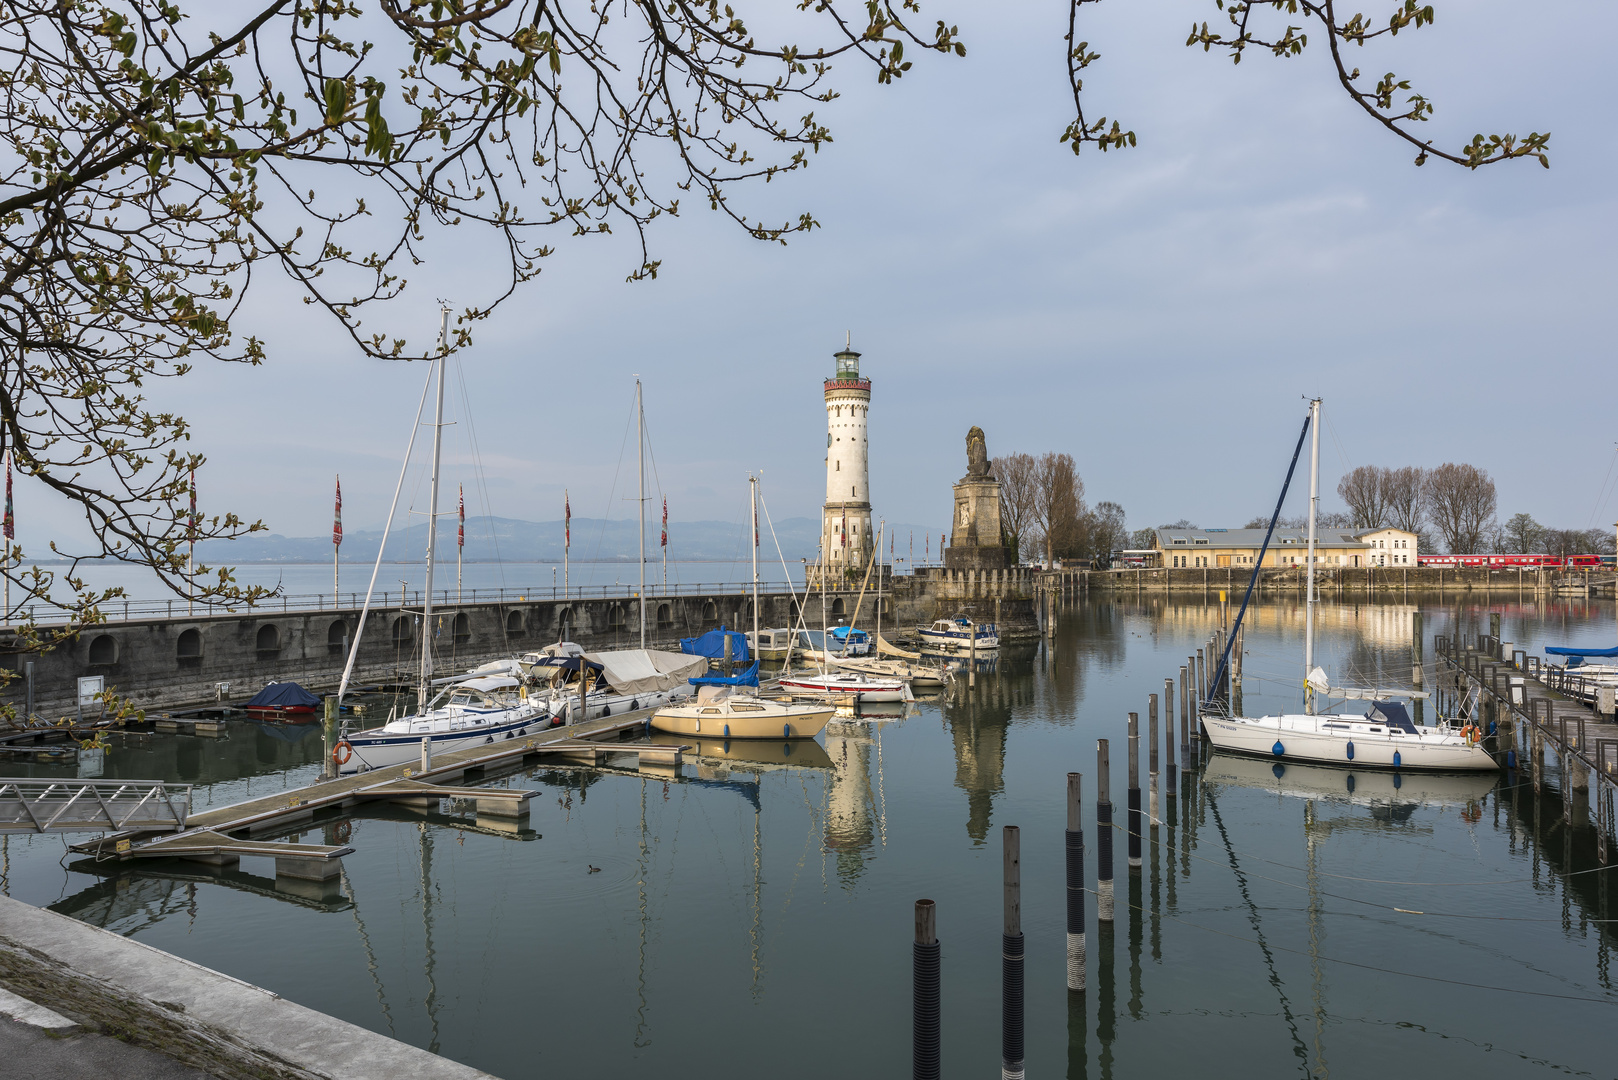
[1179,666,1190,771]
[1164,677,1177,794]
[1127,713,1142,870]
[1003,825,1025,1080]
[914,899,940,1080]
[1097,739,1114,922]
[1148,694,1160,828]
[1066,772,1085,993]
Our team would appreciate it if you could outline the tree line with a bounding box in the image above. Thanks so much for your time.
[992,453,1128,566]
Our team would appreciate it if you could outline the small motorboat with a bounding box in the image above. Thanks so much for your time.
[828,624,871,656]
[746,628,797,662]
[244,681,322,723]
[776,670,911,703]
[650,686,835,739]
[917,616,999,652]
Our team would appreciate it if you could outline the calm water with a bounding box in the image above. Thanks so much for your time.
[2,595,1615,1078]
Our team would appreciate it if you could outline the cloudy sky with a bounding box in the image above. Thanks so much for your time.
[18,1,1617,559]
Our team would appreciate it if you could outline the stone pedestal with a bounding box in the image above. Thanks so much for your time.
[946,475,1010,571]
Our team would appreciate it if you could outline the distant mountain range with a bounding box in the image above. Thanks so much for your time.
[190,515,945,564]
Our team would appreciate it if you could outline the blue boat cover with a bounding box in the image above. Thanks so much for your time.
[679,627,751,663]
[1368,700,1419,734]
[1545,645,1618,658]
[690,661,760,688]
[245,681,321,709]
[829,626,869,642]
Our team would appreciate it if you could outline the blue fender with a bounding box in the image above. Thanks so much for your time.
[1392,750,1402,769]
[723,724,731,738]
[784,723,792,739]
[1346,740,1355,761]
[1272,740,1285,757]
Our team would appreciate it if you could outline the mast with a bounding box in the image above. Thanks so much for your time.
[637,377,646,649]
[419,305,449,712]
[1303,396,1321,714]
[750,474,760,653]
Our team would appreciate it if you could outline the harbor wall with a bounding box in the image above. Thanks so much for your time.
[1085,565,1617,595]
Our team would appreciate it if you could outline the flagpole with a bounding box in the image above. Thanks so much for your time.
[333,475,342,608]
[564,489,570,599]
[457,483,464,607]
[188,469,195,617]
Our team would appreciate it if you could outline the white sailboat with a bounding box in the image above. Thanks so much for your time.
[1201,398,1498,773]
[332,308,547,775]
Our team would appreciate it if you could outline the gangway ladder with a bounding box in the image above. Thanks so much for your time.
[0,779,191,834]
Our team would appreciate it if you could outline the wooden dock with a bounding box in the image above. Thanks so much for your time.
[1440,633,1618,862]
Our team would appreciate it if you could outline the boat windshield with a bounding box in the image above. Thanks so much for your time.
[1367,700,1419,733]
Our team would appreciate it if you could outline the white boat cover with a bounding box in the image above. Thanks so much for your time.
[460,676,521,693]
[583,649,707,695]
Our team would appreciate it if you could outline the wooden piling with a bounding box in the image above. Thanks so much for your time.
[1164,677,1177,794]
[1002,825,1025,1080]
[1096,740,1113,922]
[1127,713,1142,870]
[1148,695,1160,827]
[1066,773,1085,993]
[1179,667,1190,771]
[914,899,941,1080]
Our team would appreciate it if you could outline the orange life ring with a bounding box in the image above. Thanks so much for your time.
[332,740,353,765]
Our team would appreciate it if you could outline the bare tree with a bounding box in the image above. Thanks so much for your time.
[1090,500,1128,558]
[1032,452,1085,564]
[1383,467,1428,534]
[1500,512,1543,553]
[1337,466,1388,529]
[1423,463,1497,554]
[992,453,1038,563]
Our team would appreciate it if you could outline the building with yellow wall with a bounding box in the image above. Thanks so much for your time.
[1153,526,1419,569]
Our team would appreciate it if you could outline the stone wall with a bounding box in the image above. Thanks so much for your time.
[1087,565,1618,594]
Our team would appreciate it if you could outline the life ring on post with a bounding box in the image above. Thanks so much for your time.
[332,740,354,766]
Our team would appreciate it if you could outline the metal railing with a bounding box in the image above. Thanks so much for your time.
[0,779,191,834]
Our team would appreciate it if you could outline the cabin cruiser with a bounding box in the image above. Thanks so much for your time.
[918,616,999,652]
[335,676,546,775]
[650,685,834,739]
[747,628,796,662]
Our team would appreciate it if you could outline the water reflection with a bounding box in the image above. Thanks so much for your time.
[824,720,877,885]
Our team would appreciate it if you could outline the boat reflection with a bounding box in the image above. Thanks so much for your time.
[646,734,833,771]
[1204,750,1499,809]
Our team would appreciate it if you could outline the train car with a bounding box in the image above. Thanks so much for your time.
[1418,553,1566,569]
[1567,553,1607,568]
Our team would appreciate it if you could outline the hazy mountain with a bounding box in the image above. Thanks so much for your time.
[193,516,946,564]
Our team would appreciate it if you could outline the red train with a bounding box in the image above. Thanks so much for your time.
[1417,553,1613,569]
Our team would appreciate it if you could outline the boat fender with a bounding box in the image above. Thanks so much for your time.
[332,740,354,766]
[630,699,638,712]
[1507,749,1518,769]
[1345,740,1354,761]
[602,705,611,717]
[505,731,513,739]
[695,720,700,732]
[643,719,651,736]
[518,728,526,737]
[485,735,494,744]
[1345,774,1356,794]
[1392,750,1402,769]
[724,724,731,738]
[1271,740,1285,757]
[1488,720,1497,737]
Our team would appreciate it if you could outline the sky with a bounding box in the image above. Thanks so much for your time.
[13,0,1618,561]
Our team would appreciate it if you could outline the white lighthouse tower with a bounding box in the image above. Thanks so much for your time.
[819,337,873,585]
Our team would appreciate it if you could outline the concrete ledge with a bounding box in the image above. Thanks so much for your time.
[0,894,497,1080]
[0,984,77,1030]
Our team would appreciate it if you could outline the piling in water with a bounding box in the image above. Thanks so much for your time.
[914,899,940,1080]
[1127,714,1142,869]
[1148,694,1160,827]
[1096,739,1114,922]
[1066,772,1085,993]
[1002,825,1024,1080]
[1164,677,1177,795]
[1179,666,1190,771]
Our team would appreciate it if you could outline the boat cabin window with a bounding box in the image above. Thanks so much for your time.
[701,708,722,715]
[730,704,764,712]
[450,691,474,706]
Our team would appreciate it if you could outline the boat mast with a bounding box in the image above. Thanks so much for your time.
[1303,396,1321,714]
[750,474,760,655]
[637,377,646,649]
[419,305,449,712]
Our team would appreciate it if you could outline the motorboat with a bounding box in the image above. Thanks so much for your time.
[1202,700,1497,772]
[776,670,911,703]
[650,686,834,739]
[828,625,871,656]
[244,681,321,723]
[829,655,950,688]
[335,676,547,775]
[1200,398,1498,774]
[917,616,999,652]
[746,628,796,662]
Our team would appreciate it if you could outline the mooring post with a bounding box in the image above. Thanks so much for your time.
[1097,739,1114,922]
[1148,695,1160,827]
[1002,825,1025,1080]
[1164,677,1178,794]
[321,696,338,780]
[914,899,941,1080]
[1066,772,1085,993]
[1127,713,1142,869]
[1179,666,1190,771]
[1196,649,1206,706]
[1489,611,1502,648]
[420,736,433,773]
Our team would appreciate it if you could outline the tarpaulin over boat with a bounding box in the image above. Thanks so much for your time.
[679,627,750,663]
[584,649,708,695]
[245,681,321,709]
[1546,645,1618,658]
[690,661,760,688]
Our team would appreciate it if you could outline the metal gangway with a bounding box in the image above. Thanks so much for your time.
[0,779,191,834]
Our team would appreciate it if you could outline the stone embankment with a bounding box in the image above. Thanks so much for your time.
[1087,565,1616,595]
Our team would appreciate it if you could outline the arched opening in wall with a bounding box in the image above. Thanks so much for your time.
[608,604,626,632]
[505,609,525,637]
[701,600,718,626]
[327,621,349,656]
[790,599,801,624]
[88,634,118,665]
[556,606,573,638]
[453,612,471,645]
[656,603,673,629]
[829,597,846,618]
[255,624,280,657]
[177,629,202,665]
[392,616,414,648]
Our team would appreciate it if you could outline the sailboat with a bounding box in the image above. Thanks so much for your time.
[332,307,547,775]
[1201,398,1498,773]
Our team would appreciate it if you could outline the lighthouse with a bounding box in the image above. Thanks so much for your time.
[820,338,874,583]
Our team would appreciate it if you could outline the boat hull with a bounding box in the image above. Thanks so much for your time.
[1202,715,1498,772]
[649,705,833,739]
[246,705,318,724]
[338,711,545,774]
[776,677,908,703]
[916,629,999,652]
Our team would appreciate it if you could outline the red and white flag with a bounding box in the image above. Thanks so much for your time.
[333,476,343,548]
[661,496,668,549]
[457,484,465,549]
[564,491,571,551]
[841,509,848,548]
